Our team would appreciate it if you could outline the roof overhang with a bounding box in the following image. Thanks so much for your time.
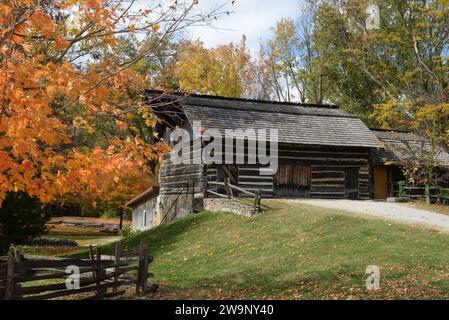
[126,186,159,208]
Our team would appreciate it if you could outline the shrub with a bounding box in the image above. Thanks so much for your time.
[0,192,50,255]
[398,181,407,197]
[119,225,140,237]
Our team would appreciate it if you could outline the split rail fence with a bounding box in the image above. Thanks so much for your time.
[0,241,155,300]
[404,186,449,205]
[207,177,262,215]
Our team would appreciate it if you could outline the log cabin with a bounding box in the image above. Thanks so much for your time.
[141,90,385,223]
[127,91,449,229]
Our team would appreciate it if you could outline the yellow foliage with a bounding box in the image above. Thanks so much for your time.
[174,38,255,98]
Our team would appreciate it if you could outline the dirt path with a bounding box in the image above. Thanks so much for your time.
[289,199,449,233]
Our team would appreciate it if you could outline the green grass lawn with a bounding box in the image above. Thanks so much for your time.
[75,200,449,299]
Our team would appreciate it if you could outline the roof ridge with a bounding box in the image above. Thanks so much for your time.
[145,89,340,109]
[146,90,356,119]
[370,128,411,133]
[184,100,357,119]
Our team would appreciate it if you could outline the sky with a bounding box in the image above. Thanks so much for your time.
[131,0,303,57]
[185,0,304,55]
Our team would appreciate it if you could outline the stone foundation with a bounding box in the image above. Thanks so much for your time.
[155,193,204,226]
[203,198,255,217]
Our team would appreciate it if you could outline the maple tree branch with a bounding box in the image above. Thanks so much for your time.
[56,3,226,113]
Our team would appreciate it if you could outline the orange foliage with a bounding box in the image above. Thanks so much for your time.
[0,0,171,206]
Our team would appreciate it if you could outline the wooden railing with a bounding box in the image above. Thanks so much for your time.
[404,186,449,205]
[0,241,156,300]
[207,178,262,215]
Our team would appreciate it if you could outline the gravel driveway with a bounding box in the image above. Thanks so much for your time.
[289,199,449,232]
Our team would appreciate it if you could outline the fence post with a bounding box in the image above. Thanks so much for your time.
[95,246,104,297]
[4,250,15,300]
[191,180,194,195]
[224,177,232,198]
[113,242,122,292]
[141,244,149,292]
[136,241,144,294]
[253,189,261,215]
[89,245,96,282]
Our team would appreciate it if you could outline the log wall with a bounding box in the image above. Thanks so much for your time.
[204,144,371,199]
[159,143,372,200]
[158,156,205,221]
[159,156,205,195]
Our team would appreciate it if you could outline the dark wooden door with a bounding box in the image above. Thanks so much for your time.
[274,165,311,197]
[345,167,359,200]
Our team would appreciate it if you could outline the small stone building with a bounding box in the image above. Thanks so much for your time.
[126,187,159,231]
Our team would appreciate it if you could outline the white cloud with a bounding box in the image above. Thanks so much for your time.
[184,0,303,55]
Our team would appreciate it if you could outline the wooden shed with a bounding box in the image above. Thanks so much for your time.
[370,130,449,199]
[126,186,160,230]
[148,91,384,205]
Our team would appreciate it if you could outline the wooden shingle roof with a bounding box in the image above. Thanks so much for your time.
[126,186,159,208]
[147,91,383,148]
[371,130,449,167]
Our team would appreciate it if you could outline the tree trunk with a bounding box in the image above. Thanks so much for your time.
[119,208,123,230]
[425,184,431,205]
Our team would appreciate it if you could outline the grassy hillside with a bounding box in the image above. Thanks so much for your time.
[93,200,449,299]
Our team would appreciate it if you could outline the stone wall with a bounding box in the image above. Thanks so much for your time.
[155,193,204,226]
[203,198,255,217]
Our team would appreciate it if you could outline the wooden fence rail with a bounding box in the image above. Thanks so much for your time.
[0,241,156,300]
[404,186,449,205]
[207,178,262,215]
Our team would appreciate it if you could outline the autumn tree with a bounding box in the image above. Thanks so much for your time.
[395,132,448,204]
[256,18,301,102]
[174,37,255,98]
[255,6,331,104]
[106,34,181,91]
[312,0,449,198]
[0,0,227,217]
[312,0,448,122]
[255,0,447,198]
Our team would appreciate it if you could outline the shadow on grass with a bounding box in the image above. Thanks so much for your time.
[69,212,218,258]
[149,267,365,299]
[150,263,449,299]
